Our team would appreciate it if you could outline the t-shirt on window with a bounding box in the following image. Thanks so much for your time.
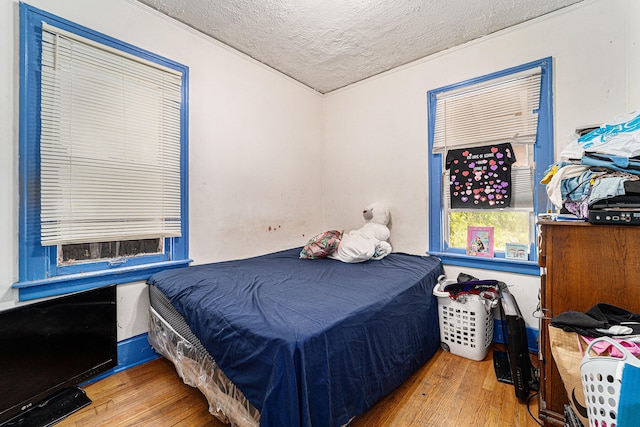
[446,143,516,209]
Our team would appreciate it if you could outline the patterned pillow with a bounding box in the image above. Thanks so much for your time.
[299,230,343,259]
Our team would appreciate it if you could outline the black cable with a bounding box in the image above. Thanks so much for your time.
[526,391,544,426]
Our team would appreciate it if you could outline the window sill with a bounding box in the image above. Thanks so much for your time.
[427,251,540,276]
[13,259,192,301]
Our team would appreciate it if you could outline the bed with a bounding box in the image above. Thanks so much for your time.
[147,247,443,427]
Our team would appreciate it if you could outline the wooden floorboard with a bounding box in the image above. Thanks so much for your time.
[59,347,542,427]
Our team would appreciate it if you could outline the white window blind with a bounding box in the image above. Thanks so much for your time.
[40,23,183,246]
[432,68,542,154]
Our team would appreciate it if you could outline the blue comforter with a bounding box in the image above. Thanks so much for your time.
[148,248,442,427]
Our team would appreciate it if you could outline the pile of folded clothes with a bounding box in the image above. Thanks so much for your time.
[542,111,640,218]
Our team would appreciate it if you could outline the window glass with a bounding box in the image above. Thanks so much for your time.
[59,239,164,266]
[16,4,190,300]
[427,58,553,271]
[448,211,531,250]
[444,143,535,253]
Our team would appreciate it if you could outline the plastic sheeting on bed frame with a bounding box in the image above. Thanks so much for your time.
[148,307,260,427]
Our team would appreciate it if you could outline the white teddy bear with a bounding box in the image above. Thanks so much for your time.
[329,202,392,263]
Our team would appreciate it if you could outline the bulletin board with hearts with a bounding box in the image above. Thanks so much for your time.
[445,143,516,209]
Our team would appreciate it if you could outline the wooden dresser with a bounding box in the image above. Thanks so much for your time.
[537,221,640,425]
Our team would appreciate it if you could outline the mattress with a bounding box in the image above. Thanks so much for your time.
[147,247,442,427]
[148,286,259,426]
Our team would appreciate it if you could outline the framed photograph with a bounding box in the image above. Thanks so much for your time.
[506,243,529,260]
[466,226,494,257]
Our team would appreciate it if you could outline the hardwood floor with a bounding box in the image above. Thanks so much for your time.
[59,347,542,427]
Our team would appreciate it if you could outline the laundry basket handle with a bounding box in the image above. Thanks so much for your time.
[433,275,454,298]
[583,336,636,364]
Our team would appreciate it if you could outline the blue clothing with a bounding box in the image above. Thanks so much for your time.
[618,363,640,426]
[561,170,594,202]
[587,176,627,205]
[581,154,640,176]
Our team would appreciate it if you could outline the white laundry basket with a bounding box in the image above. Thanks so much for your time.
[580,336,640,427]
[433,276,496,361]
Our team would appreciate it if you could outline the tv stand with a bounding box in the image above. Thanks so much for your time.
[493,350,513,384]
[1,387,91,427]
[493,350,539,390]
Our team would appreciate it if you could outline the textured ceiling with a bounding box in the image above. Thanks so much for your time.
[136,0,583,93]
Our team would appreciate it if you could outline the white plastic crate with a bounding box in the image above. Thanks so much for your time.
[433,277,495,361]
[580,336,640,427]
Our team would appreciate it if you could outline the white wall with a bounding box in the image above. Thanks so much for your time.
[629,0,640,107]
[2,0,638,340]
[322,0,640,329]
[0,2,17,308]
[0,0,324,340]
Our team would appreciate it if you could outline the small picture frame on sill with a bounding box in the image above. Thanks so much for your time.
[466,226,494,257]
[506,243,529,260]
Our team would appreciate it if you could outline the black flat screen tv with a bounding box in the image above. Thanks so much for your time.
[0,285,117,426]
[494,286,538,402]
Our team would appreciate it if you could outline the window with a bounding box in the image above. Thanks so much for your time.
[16,4,190,301]
[59,239,163,266]
[427,58,553,275]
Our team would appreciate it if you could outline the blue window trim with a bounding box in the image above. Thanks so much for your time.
[429,252,541,276]
[427,58,553,277]
[15,4,191,301]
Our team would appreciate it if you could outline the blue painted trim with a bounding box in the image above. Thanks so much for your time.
[83,333,160,385]
[18,3,31,285]
[18,3,190,300]
[431,252,541,276]
[493,319,539,353]
[13,259,192,301]
[427,58,554,263]
[427,87,444,253]
[535,59,555,189]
